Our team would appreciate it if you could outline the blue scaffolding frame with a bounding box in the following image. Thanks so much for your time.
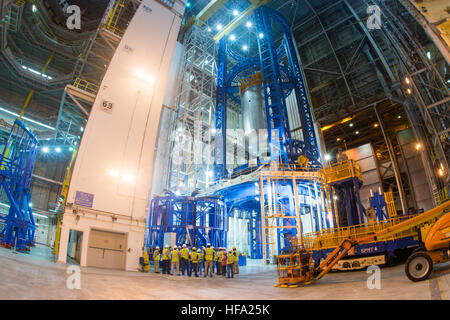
[213,6,322,181]
[147,196,227,249]
[329,176,366,227]
[0,119,38,251]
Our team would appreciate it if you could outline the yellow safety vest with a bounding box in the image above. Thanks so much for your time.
[153,250,160,261]
[181,248,189,259]
[162,248,169,261]
[205,247,214,261]
[172,250,180,262]
[190,252,198,263]
[227,253,234,264]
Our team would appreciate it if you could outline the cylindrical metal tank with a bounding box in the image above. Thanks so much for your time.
[239,72,268,160]
[240,72,266,134]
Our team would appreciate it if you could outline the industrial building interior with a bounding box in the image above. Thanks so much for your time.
[0,0,449,301]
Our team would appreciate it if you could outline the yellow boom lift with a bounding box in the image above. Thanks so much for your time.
[276,200,450,287]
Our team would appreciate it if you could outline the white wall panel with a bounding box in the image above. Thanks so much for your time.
[59,0,186,271]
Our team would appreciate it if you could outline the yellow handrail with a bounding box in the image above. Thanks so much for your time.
[73,78,99,95]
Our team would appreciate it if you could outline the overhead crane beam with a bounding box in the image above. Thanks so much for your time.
[196,0,228,26]
[213,0,271,43]
[183,0,228,31]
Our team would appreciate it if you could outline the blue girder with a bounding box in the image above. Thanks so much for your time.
[0,120,38,251]
[213,6,322,180]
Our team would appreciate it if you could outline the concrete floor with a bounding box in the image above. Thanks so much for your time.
[0,245,448,300]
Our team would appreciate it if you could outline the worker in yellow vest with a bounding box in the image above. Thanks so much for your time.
[226,249,235,278]
[162,245,170,274]
[216,248,223,275]
[171,246,180,276]
[213,248,219,274]
[189,247,199,277]
[180,244,190,276]
[232,246,239,274]
[198,246,205,276]
[203,243,214,277]
[153,246,160,273]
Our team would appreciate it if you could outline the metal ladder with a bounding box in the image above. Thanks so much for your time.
[254,6,292,165]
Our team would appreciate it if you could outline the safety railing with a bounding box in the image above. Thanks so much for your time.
[321,159,362,184]
[277,253,302,284]
[73,77,99,95]
[437,187,449,205]
[384,191,397,217]
[103,0,127,37]
[301,211,436,251]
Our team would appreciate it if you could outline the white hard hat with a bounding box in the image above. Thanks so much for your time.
[165,245,169,248]
[197,249,201,252]
[182,244,186,248]
[156,246,160,249]
[207,243,211,246]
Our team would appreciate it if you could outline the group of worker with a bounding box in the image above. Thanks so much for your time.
[152,243,239,279]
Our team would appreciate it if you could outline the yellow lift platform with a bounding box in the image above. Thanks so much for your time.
[276,200,450,287]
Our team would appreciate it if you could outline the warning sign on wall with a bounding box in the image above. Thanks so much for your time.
[74,191,94,208]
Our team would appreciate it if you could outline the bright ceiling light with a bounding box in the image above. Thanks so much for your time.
[206,171,213,177]
[325,154,331,161]
[207,27,212,32]
[216,24,223,31]
[415,143,422,151]
[146,76,155,84]
[136,70,145,79]
[259,33,264,39]
[349,123,353,127]
[355,131,359,135]
[242,45,248,51]
[55,147,61,153]
[69,147,74,151]
[233,9,239,16]
[42,146,49,153]
[404,77,410,84]
[374,123,379,128]
[246,21,252,28]
[124,173,135,182]
[109,169,120,177]
[0,107,55,131]
[229,34,236,41]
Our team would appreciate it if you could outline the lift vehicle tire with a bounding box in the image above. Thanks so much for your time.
[405,252,433,282]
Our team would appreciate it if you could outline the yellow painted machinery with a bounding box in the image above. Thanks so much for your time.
[404,211,450,281]
[276,201,450,287]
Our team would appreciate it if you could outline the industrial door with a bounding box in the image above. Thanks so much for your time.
[87,230,126,270]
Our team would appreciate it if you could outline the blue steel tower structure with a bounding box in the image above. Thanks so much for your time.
[214,6,322,179]
[148,7,325,259]
[0,120,38,251]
